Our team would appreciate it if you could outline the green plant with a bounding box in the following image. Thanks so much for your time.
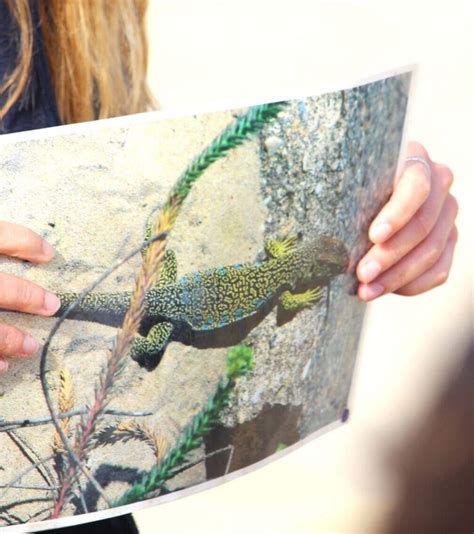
[113,344,254,507]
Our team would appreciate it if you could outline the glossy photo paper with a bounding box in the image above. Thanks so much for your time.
[0,69,412,531]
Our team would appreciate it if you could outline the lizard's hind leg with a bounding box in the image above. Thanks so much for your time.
[265,236,298,258]
[130,321,173,370]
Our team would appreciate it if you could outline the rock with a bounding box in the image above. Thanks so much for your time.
[263,135,283,154]
[302,152,312,172]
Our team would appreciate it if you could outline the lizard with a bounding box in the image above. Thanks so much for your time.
[54,235,349,370]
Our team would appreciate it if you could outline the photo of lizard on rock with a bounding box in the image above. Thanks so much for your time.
[55,234,349,371]
[0,71,411,525]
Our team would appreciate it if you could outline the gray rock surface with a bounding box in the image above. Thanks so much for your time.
[214,75,411,439]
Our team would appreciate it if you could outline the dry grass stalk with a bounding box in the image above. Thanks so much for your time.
[52,367,74,454]
[94,421,167,463]
[116,421,166,463]
[51,205,177,517]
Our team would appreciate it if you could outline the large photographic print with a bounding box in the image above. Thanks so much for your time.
[0,71,411,529]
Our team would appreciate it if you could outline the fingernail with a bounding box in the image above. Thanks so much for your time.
[22,335,39,354]
[359,260,382,283]
[370,221,392,243]
[360,282,385,301]
[0,359,8,373]
[42,240,55,258]
[43,292,61,314]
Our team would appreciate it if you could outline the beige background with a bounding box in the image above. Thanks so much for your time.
[134,1,472,532]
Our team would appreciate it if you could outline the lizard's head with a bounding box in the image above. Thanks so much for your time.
[307,236,350,277]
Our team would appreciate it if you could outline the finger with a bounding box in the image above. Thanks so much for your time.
[357,166,454,284]
[396,141,433,183]
[395,227,458,296]
[369,145,432,244]
[358,195,458,301]
[0,221,55,263]
[0,273,60,315]
[0,323,39,358]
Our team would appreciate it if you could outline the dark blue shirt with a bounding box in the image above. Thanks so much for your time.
[0,0,61,133]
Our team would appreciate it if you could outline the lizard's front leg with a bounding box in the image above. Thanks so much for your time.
[155,250,178,287]
[265,235,298,258]
[130,321,173,370]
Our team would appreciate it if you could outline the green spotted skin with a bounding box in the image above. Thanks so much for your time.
[55,236,349,332]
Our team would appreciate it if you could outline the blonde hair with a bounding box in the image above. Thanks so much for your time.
[1,0,154,124]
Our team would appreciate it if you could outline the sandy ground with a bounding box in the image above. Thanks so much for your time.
[131,1,472,533]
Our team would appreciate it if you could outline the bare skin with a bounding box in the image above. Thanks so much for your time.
[0,222,60,373]
[357,141,458,300]
[0,142,459,374]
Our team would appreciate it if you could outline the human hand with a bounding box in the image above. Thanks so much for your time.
[0,222,60,374]
[357,141,458,301]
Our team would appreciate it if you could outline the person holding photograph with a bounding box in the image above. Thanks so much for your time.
[0,0,458,375]
[0,1,458,532]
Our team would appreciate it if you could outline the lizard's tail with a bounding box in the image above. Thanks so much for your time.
[54,291,130,328]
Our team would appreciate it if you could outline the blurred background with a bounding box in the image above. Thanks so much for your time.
[134,1,472,532]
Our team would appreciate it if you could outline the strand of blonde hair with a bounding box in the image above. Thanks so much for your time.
[0,0,33,121]
[1,0,155,124]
